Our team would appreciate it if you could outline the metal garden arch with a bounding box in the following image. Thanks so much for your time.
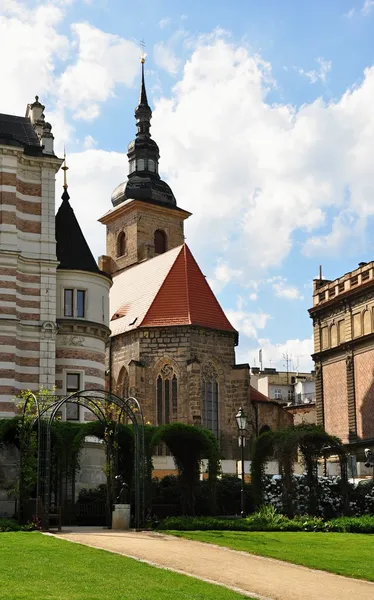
[21,390,145,531]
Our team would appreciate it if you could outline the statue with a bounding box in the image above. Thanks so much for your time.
[114,475,129,504]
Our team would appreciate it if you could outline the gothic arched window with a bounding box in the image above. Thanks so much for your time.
[156,364,178,425]
[154,229,167,255]
[202,362,219,437]
[117,231,126,257]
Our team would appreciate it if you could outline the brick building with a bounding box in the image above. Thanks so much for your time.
[310,262,374,465]
[99,60,292,460]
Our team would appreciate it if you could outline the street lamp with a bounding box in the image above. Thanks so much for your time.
[235,407,248,518]
[364,448,374,481]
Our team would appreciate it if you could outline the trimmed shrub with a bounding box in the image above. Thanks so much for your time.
[157,510,374,533]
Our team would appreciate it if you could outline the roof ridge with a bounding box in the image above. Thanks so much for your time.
[183,245,192,325]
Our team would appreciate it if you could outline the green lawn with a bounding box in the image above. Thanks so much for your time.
[0,533,251,600]
[167,530,374,581]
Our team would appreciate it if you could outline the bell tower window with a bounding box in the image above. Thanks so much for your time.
[154,229,167,255]
[117,231,126,257]
[148,159,156,173]
[137,158,145,171]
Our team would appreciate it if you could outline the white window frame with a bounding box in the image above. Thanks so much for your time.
[63,369,84,421]
[63,288,87,319]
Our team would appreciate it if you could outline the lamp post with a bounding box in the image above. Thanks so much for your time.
[364,448,374,481]
[235,407,248,518]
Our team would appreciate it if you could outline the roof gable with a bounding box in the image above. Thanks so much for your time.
[141,245,236,333]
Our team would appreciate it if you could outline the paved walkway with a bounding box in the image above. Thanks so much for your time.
[54,529,374,600]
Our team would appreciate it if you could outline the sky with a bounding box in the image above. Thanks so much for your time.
[2,0,374,372]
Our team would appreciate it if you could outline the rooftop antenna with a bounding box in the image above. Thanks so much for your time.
[283,352,291,384]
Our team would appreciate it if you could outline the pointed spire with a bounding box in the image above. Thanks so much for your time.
[61,148,70,202]
[139,40,149,107]
[139,60,149,107]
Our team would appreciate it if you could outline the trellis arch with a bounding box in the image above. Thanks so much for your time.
[26,389,145,531]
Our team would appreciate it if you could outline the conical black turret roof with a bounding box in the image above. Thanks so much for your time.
[56,189,100,273]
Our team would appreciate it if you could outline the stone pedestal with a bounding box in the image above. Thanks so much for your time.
[112,504,131,530]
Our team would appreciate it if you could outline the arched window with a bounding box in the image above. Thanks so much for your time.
[154,229,167,255]
[259,425,271,436]
[156,364,178,425]
[117,231,126,257]
[202,362,219,437]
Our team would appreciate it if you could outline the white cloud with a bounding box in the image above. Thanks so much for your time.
[362,0,374,15]
[297,57,332,84]
[272,280,304,300]
[58,23,139,114]
[153,41,181,75]
[226,309,271,339]
[208,260,243,292]
[247,338,314,372]
[0,2,140,126]
[150,39,374,278]
[159,17,171,28]
[344,8,356,18]
[83,135,97,149]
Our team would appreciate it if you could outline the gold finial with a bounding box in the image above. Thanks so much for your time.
[140,39,147,64]
[62,147,69,189]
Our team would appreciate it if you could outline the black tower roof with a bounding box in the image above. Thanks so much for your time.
[111,59,176,208]
[56,189,101,274]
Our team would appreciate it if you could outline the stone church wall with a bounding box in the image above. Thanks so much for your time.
[110,325,254,458]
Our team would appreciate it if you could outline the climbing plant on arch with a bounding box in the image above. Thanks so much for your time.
[251,424,348,517]
[17,389,145,530]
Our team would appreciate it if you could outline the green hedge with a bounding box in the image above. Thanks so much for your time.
[0,518,37,532]
[157,511,374,534]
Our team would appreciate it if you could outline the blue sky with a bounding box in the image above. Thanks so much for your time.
[2,0,374,371]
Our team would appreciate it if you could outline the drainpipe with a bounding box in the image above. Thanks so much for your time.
[108,336,113,395]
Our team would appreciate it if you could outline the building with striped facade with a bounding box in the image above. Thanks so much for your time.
[0,97,111,418]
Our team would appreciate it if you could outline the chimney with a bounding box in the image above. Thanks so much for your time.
[25,96,46,141]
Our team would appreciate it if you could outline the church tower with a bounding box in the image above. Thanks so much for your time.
[99,58,191,275]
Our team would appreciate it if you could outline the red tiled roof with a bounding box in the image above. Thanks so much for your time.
[250,386,272,403]
[109,244,236,336]
[142,245,236,332]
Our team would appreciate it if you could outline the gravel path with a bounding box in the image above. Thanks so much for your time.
[54,529,374,600]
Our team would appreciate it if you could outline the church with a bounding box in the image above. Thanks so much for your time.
[0,60,291,464]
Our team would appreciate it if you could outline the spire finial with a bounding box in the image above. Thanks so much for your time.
[62,147,69,190]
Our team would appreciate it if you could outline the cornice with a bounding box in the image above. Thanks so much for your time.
[99,198,191,225]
